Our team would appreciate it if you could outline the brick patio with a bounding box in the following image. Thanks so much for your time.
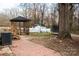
[11,36,61,56]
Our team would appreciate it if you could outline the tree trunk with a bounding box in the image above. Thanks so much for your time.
[78,4,79,30]
[69,4,74,31]
[58,3,72,39]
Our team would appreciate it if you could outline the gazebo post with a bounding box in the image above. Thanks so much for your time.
[25,22,27,35]
[11,22,18,37]
[26,22,29,35]
[19,22,21,35]
[23,22,24,35]
[23,22,26,35]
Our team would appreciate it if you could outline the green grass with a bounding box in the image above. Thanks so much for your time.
[29,32,52,37]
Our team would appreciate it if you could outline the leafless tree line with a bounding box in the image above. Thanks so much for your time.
[2,3,58,28]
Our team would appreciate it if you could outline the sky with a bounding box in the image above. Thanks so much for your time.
[0,0,77,10]
[0,3,18,8]
[0,3,19,11]
[0,0,21,11]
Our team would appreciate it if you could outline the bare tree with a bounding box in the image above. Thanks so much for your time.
[50,4,58,31]
[19,3,31,18]
[58,3,73,39]
[3,8,20,19]
[77,4,79,30]
[69,4,74,31]
[39,3,47,26]
[19,3,40,26]
[31,3,38,25]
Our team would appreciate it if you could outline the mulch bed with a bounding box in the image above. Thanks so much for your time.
[29,35,79,56]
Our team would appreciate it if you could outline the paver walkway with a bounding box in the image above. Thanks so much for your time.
[11,36,61,56]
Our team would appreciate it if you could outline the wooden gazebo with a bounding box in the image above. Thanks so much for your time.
[10,16,31,37]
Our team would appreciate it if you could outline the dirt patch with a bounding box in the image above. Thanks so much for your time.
[29,35,79,56]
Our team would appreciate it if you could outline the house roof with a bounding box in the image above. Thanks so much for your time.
[10,16,31,22]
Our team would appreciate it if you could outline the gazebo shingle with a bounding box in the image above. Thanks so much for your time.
[10,16,31,22]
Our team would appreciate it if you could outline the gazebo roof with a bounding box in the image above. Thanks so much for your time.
[10,16,31,22]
